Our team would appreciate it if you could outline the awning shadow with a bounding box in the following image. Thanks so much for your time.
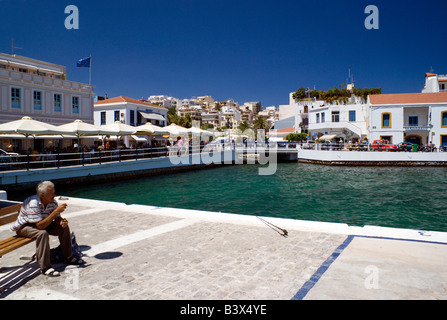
[0,261,41,298]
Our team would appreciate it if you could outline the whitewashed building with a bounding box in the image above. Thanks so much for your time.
[368,92,447,147]
[422,72,447,93]
[94,96,167,127]
[308,96,369,141]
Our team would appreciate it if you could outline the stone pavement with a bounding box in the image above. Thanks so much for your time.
[1,196,447,300]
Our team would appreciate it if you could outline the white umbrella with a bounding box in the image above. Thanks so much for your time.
[57,119,116,136]
[100,121,137,136]
[0,116,70,137]
[189,127,213,136]
[164,124,191,136]
[135,123,170,136]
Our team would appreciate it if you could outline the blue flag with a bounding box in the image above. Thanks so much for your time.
[77,57,91,68]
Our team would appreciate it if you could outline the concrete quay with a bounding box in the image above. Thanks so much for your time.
[1,196,447,300]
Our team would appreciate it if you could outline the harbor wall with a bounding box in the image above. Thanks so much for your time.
[0,150,236,192]
[298,150,447,166]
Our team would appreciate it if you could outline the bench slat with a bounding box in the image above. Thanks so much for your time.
[0,236,35,257]
[0,203,22,218]
[0,212,19,226]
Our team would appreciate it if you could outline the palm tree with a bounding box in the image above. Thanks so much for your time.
[253,116,269,131]
[237,121,252,133]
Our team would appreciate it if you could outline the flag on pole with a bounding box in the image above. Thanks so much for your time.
[76,57,91,68]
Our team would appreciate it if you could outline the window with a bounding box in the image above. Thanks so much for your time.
[380,135,393,143]
[442,111,447,127]
[408,116,418,126]
[54,94,62,112]
[321,112,325,123]
[11,88,21,109]
[33,91,42,111]
[349,110,356,122]
[130,110,135,125]
[381,112,391,128]
[72,96,79,114]
[316,113,320,123]
[331,111,339,122]
[114,111,120,122]
[100,112,106,125]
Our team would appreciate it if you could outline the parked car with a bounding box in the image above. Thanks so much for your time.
[371,140,398,152]
[397,142,413,152]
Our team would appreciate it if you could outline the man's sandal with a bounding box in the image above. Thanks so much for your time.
[65,256,86,265]
[42,267,60,277]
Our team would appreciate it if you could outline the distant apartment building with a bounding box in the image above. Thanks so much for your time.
[0,52,94,126]
[201,110,221,127]
[221,106,241,129]
[147,95,178,109]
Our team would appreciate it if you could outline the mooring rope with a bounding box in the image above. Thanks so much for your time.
[256,216,288,237]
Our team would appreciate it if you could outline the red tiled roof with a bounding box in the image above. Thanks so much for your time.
[425,72,437,77]
[274,126,295,133]
[369,92,447,105]
[94,96,166,109]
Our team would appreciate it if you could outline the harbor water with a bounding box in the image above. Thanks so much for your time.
[53,163,447,233]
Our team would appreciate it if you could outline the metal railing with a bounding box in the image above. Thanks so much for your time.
[0,142,300,172]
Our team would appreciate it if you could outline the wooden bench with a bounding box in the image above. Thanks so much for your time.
[0,200,35,258]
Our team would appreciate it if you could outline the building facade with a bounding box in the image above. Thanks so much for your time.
[368,92,447,147]
[94,96,168,127]
[0,53,94,126]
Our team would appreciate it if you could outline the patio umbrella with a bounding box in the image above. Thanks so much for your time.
[135,123,170,136]
[188,127,213,136]
[100,121,137,136]
[0,116,70,137]
[164,124,191,136]
[57,119,104,136]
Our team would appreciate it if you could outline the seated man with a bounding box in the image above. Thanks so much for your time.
[11,180,84,277]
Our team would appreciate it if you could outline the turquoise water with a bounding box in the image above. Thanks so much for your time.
[59,163,447,232]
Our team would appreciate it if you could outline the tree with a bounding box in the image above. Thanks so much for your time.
[167,106,179,125]
[253,116,269,131]
[238,121,252,132]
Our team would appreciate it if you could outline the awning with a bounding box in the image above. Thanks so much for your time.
[131,135,148,142]
[139,112,166,122]
[318,134,337,141]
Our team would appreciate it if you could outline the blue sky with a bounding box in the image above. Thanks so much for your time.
[1,0,446,107]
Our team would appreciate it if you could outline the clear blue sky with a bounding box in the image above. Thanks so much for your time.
[1,0,446,107]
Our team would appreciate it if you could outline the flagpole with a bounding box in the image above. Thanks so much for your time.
[89,54,92,85]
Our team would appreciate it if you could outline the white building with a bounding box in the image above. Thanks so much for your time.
[368,92,447,147]
[278,91,325,132]
[94,96,167,127]
[0,53,94,152]
[0,53,94,126]
[147,95,178,109]
[308,96,369,141]
[422,72,447,93]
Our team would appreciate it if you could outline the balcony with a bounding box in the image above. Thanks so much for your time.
[403,124,432,132]
[0,69,93,94]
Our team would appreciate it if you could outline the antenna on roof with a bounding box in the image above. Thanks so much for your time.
[11,38,22,56]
